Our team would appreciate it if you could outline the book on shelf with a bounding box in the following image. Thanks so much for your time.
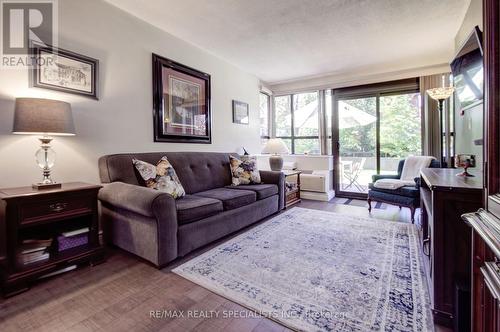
[21,246,49,254]
[18,251,50,265]
[21,238,52,249]
[18,238,53,265]
[61,227,89,238]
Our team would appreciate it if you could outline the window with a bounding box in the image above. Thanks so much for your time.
[273,92,320,154]
[274,95,291,136]
[379,93,422,165]
[259,92,271,150]
[325,90,333,155]
[259,93,270,137]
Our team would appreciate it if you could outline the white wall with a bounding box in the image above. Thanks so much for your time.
[453,0,483,172]
[455,0,482,51]
[0,0,262,188]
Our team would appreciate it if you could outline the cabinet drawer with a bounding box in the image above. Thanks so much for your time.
[19,196,93,225]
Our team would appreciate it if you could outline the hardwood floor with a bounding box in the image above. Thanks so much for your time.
[0,200,448,332]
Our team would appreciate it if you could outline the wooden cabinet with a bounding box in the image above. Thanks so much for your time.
[0,182,105,297]
[463,1,500,331]
[481,262,500,332]
[463,209,500,332]
[420,168,483,328]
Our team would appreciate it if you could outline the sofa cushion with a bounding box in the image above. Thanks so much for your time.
[176,195,223,225]
[368,182,419,198]
[194,188,256,211]
[225,184,278,200]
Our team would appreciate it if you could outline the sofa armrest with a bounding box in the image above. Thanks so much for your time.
[371,174,400,183]
[260,170,286,210]
[98,182,176,218]
[98,182,178,266]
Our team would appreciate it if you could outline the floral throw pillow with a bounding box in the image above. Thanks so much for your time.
[132,156,186,199]
[229,155,261,186]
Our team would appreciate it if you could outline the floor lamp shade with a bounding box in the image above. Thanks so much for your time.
[13,98,75,136]
[426,87,455,101]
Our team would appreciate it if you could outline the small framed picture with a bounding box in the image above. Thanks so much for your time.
[232,100,249,125]
[30,42,99,99]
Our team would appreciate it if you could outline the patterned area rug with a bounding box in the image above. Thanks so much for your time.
[331,197,387,209]
[173,208,433,332]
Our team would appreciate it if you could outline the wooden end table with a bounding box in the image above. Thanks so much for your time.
[283,170,301,208]
[0,182,105,297]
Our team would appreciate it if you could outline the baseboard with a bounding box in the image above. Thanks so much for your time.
[301,190,335,201]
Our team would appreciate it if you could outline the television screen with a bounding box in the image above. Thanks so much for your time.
[450,26,483,111]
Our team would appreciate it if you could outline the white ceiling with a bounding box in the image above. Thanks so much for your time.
[105,0,471,84]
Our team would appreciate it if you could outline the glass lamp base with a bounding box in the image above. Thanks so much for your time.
[456,168,475,177]
[33,136,60,190]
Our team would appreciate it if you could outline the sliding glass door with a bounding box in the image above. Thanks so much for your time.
[334,91,421,198]
[337,97,377,195]
[379,93,422,174]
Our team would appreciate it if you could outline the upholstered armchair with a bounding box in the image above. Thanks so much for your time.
[367,159,441,223]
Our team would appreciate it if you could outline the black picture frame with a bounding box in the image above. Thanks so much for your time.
[232,100,249,125]
[152,53,211,143]
[30,42,99,99]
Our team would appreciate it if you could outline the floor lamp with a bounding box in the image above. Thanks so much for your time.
[426,87,455,167]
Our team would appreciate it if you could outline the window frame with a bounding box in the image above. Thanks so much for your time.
[273,90,320,154]
[259,92,272,139]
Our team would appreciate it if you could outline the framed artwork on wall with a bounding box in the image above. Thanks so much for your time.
[152,53,211,143]
[232,100,249,125]
[30,42,99,99]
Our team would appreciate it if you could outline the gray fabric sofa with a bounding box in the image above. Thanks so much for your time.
[98,152,285,267]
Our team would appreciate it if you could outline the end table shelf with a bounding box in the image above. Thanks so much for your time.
[0,182,105,297]
[283,170,302,208]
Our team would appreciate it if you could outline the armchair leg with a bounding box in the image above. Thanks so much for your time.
[410,207,416,224]
[367,198,372,212]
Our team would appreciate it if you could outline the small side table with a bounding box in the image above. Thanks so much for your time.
[283,170,301,208]
[0,182,105,297]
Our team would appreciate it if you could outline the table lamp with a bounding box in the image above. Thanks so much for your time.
[262,138,289,171]
[427,85,455,167]
[12,98,75,189]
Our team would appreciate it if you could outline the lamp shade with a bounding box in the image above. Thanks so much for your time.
[262,138,289,154]
[426,87,455,101]
[13,98,75,136]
